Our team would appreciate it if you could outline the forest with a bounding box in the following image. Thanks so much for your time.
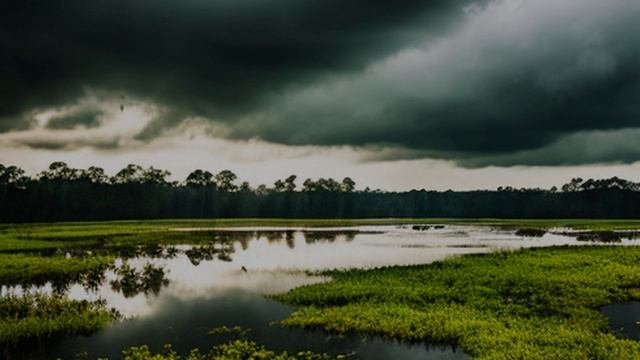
[2,162,640,222]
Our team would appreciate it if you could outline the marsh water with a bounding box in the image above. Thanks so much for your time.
[602,301,640,340]
[5,225,638,359]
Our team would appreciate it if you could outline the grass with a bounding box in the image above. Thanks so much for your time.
[0,253,116,350]
[0,294,116,346]
[0,253,113,286]
[275,246,640,360]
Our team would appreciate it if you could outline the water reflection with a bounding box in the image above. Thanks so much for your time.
[185,244,235,266]
[302,230,359,244]
[5,226,632,305]
[115,245,180,260]
[110,263,170,298]
[44,290,466,360]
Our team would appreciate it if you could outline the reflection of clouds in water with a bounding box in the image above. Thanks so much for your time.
[3,225,628,319]
[47,288,465,360]
[69,255,328,318]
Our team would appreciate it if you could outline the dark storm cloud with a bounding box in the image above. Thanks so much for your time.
[0,115,32,133]
[2,0,640,166]
[46,110,102,130]
[226,0,640,165]
[0,0,471,124]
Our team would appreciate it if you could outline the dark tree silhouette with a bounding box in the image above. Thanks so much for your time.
[185,170,214,187]
[214,170,238,192]
[2,162,640,222]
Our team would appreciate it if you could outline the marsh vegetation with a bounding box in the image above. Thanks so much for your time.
[1,220,640,359]
[276,246,640,359]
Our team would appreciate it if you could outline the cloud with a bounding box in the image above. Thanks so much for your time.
[459,128,640,167]
[46,109,102,130]
[0,0,470,125]
[229,0,640,164]
[0,97,153,150]
[1,0,640,166]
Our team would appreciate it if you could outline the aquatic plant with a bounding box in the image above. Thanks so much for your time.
[276,246,640,359]
[122,341,336,360]
[208,325,252,338]
[576,231,622,243]
[0,294,116,346]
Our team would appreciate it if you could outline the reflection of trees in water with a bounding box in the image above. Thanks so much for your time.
[6,230,365,297]
[185,244,235,266]
[31,263,113,296]
[78,266,108,292]
[209,230,360,248]
[257,231,285,243]
[302,231,359,244]
[110,262,169,298]
[115,245,179,260]
[285,231,295,249]
[253,230,295,249]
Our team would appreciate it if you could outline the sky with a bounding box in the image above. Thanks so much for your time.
[2,0,640,190]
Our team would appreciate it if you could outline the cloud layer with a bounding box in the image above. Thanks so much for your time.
[2,0,640,166]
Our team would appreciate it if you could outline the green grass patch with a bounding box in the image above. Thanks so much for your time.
[0,294,115,346]
[0,253,113,286]
[275,246,640,359]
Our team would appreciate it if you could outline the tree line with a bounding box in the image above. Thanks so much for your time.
[2,162,640,222]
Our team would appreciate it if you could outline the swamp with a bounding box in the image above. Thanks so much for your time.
[2,220,640,359]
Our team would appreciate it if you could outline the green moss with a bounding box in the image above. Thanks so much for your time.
[275,246,640,359]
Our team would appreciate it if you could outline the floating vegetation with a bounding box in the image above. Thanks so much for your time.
[576,231,623,243]
[0,294,116,348]
[208,325,252,338]
[122,341,336,360]
[515,228,546,237]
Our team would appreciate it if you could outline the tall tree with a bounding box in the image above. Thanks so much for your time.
[79,166,109,184]
[185,170,214,187]
[341,177,356,192]
[39,162,78,181]
[284,175,297,192]
[214,170,238,192]
[112,164,145,184]
[0,164,27,186]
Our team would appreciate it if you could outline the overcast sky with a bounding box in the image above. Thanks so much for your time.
[2,0,640,190]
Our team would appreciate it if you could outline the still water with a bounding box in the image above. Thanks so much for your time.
[4,225,628,359]
[602,301,640,340]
